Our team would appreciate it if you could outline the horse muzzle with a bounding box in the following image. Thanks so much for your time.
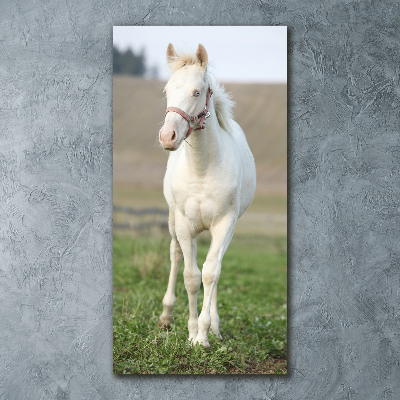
[159,125,181,151]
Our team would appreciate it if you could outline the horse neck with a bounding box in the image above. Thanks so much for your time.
[184,111,220,176]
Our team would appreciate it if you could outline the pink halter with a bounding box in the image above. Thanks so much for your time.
[165,86,213,139]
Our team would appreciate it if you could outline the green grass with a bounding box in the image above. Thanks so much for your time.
[113,232,287,374]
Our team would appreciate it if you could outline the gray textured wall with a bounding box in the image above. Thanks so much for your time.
[1,0,399,399]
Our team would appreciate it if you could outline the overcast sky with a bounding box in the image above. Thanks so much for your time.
[113,26,287,83]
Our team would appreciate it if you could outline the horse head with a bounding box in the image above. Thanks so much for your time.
[159,43,211,151]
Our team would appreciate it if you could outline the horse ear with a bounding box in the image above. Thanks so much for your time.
[195,44,208,69]
[166,43,177,63]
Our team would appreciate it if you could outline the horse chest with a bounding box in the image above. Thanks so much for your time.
[185,197,216,228]
[172,182,233,230]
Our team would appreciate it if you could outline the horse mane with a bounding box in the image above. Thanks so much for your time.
[209,76,235,133]
[168,52,235,133]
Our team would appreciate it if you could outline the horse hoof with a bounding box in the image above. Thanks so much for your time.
[158,320,170,330]
[194,334,210,348]
[158,320,173,330]
[158,315,174,330]
[198,340,210,349]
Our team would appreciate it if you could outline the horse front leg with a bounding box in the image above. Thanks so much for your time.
[175,213,201,342]
[195,213,236,348]
[210,285,223,340]
[158,210,183,329]
[158,237,182,329]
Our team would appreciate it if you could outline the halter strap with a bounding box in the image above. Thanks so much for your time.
[165,86,213,139]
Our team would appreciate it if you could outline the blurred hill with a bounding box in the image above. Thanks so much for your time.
[113,76,286,195]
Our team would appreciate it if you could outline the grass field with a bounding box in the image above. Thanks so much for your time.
[113,232,287,374]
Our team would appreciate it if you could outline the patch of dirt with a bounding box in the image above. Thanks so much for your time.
[218,358,287,375]
[113,286,129,292]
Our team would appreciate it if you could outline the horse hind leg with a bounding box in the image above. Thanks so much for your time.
[158,211,183,329]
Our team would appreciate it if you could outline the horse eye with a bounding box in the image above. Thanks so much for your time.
[194,91,200,97]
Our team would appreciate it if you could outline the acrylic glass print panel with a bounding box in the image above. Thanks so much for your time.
[112,26,287,374]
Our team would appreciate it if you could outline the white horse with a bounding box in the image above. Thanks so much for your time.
[158,43,256,348]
